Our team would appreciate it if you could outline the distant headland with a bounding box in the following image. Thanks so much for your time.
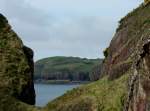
[34,56,103,84]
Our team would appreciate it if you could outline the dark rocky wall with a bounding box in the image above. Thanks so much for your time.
[0,13,35,106]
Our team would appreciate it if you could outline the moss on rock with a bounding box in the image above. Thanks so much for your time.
[0,14,35,110]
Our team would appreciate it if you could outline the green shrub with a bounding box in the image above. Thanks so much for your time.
[103,47,109,58]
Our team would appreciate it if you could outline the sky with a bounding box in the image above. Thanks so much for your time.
[0,0,143,61]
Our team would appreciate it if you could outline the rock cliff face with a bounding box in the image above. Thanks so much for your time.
[124,39,150,111]
[0,13,35,109]
[101,3,150,80]
[101,3,150,111]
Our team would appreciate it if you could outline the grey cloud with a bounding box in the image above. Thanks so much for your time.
[48,16,115,47]
[1,0,51,26]
[0,0,53,41]
[10,18,51,41]
[0,0,143,60]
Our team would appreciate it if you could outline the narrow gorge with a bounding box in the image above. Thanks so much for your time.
[0,1,150,111]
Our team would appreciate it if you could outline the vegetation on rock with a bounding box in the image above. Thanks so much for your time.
[103,47,109,58]
[101,3,150,80]
[0,14,36,111]
[34,56,102,82]
[144,0,150,4]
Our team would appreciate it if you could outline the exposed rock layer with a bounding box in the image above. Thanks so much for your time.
[101,3,150,80]
[125,39,150,111]
[100,3,150,111]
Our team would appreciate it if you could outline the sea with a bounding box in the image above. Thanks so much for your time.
[34,84,79,106]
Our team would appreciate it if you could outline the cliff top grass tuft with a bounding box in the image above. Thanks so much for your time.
[145,0,150,5]
[0,14,8,29]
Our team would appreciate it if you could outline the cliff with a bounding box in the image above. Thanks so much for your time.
[34,56,102,82]
[102,2,150,110]
[0,14,36,111]
[101,3,150,80]
[1,1,150,111]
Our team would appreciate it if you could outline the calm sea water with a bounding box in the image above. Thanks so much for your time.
[34,84,79,106]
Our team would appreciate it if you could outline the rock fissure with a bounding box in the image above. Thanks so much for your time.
[124,38,150,111]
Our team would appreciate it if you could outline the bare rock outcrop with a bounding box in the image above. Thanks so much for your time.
[101,3,150,80]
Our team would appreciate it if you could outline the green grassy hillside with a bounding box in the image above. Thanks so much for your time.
[44,72,129,111]
[34,56,102,82]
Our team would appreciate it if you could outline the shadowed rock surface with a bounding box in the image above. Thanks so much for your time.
[0,13,35,110]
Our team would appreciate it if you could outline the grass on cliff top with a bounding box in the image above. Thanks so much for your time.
[35,56,100,72]
[118,3,150,31]
[34,56,101,80]
[44,74,129,111]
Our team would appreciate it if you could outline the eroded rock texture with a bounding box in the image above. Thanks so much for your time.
[0,13,35,107]
[100,3,150,111]
[101,3,150,80]
[124,39,150,111]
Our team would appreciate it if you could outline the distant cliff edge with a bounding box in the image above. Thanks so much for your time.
[34,56,103,83]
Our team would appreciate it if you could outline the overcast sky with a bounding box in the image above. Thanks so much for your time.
[0,0,143,60]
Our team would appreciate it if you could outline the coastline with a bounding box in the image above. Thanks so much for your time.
[34,79,91,85]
